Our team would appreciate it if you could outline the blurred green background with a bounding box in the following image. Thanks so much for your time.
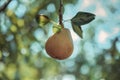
[0,0,120,80]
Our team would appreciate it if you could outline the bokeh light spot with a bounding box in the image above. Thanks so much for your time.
[80,64,90,75]
[15,4,27,18]
[62,74,76,80]
[47,3,56,12]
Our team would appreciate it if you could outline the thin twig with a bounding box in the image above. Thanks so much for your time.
[0,0,12,12]
[59,0,64,27]
[63,19,71,23]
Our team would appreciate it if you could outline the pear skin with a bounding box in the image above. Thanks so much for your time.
[45,28,73,60]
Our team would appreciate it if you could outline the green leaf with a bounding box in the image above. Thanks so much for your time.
[71,23,83,38]
[36,14,50,27]
[71,12,95,26]
[71,12,95,38]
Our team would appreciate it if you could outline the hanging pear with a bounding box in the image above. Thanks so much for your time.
[45,28,73,60]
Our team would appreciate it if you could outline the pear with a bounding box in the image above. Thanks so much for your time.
[45,28,74,60]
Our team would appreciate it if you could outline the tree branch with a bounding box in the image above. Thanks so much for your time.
[0,0,12,12]
[59,0,64,27]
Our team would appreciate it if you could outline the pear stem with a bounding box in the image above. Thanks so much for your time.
[59,0,64,28]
